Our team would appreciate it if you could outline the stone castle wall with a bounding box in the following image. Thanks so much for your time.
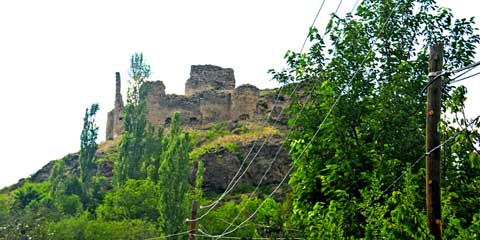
[106,65,286,140]
[232,84,259,121]
[106,72,125,140]
[185,65,235,96]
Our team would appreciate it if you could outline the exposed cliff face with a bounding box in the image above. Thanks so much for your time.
[5,124,290,197]
[200,135,290,194]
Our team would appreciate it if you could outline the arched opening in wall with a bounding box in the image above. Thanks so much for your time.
[164,117,171,127]
[189,117,199,124]
[119,117,123,121]
[239,114,250,121]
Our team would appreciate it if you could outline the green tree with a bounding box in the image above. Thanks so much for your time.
[79,103,99,198]
[271,0,479,238]
[440,86,480,238]
[158,112,191,237]
[143,125,166,183]
[0,194,8,224]
[96,179,160,222]
[55,194,83,216]
[114,53,151,185]
[48,214,158,240]
[49,159,66,198]
[13,185,43,209]
[199,196,294,239]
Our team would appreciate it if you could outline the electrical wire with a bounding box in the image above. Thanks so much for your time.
[351,0,361,12]
[143,230,191,240]
[213,0,346,211]
[300,0,328,54]
[201,1,478,237]
[204,0,347,235]
[447,62,477,83]
[187,0,331,222]
[199,1,402,237]
[198,166,294,238]
[194,0,331,212]
[366,113,480,208]
[193,233,304,240]
[422,60,480,93]
[449,70,480,84]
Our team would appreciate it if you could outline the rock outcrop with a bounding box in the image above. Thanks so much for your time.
[200,135,290,194]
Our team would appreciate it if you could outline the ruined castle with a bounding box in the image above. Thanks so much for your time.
[106,65,287,140]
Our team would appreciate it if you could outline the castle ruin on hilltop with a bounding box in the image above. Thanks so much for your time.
[106,65,287,140]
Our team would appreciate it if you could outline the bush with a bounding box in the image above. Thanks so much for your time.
[49,214,159,240]
[96,179,160,221]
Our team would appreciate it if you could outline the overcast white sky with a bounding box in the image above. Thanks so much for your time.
[0,0,478,188]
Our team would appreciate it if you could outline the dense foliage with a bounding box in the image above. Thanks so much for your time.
[1,1,480,239]
[271,0,480,238]
[0,53,196,239]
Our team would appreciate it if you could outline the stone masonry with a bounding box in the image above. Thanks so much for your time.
[106,65,287,140]
[185,65,235,96]
[106,72,124,140]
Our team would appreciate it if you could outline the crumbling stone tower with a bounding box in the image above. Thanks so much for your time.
[232,84,259,121]
[106,65,272,140]
[106,72,124,140]
[185,65,235,96]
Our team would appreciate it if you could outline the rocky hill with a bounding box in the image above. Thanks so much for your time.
[2,65,292,196]
[2,122,290,198]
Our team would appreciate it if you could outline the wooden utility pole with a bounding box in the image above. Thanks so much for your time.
[188,160,200,240]
[189,200,198,240]
[426,43,443,239]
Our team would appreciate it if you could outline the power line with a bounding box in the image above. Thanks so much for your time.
[199,1,402,237]
[213,0,346,209]
[200,1,477,237]
[351,0,361,12]
[422,60,480,93]
[300,0,328,54]
[365,113,480,210]
[194,0,331,212]
[207,0,348,208]
[198,166,294,238]
[430,60,480,78]
[193,233,303,240]
[143,230,191,240]
[447,62,477,83]
[449,70,480,84]
[199,0,348,234]
[187,0,332,222]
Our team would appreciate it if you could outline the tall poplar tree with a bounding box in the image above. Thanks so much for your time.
[114,53,151,186]
[79,103,99,197]
[158,112,192,237]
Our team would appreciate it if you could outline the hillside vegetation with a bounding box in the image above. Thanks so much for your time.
[0,55,294,239]
[2,1,480,239]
